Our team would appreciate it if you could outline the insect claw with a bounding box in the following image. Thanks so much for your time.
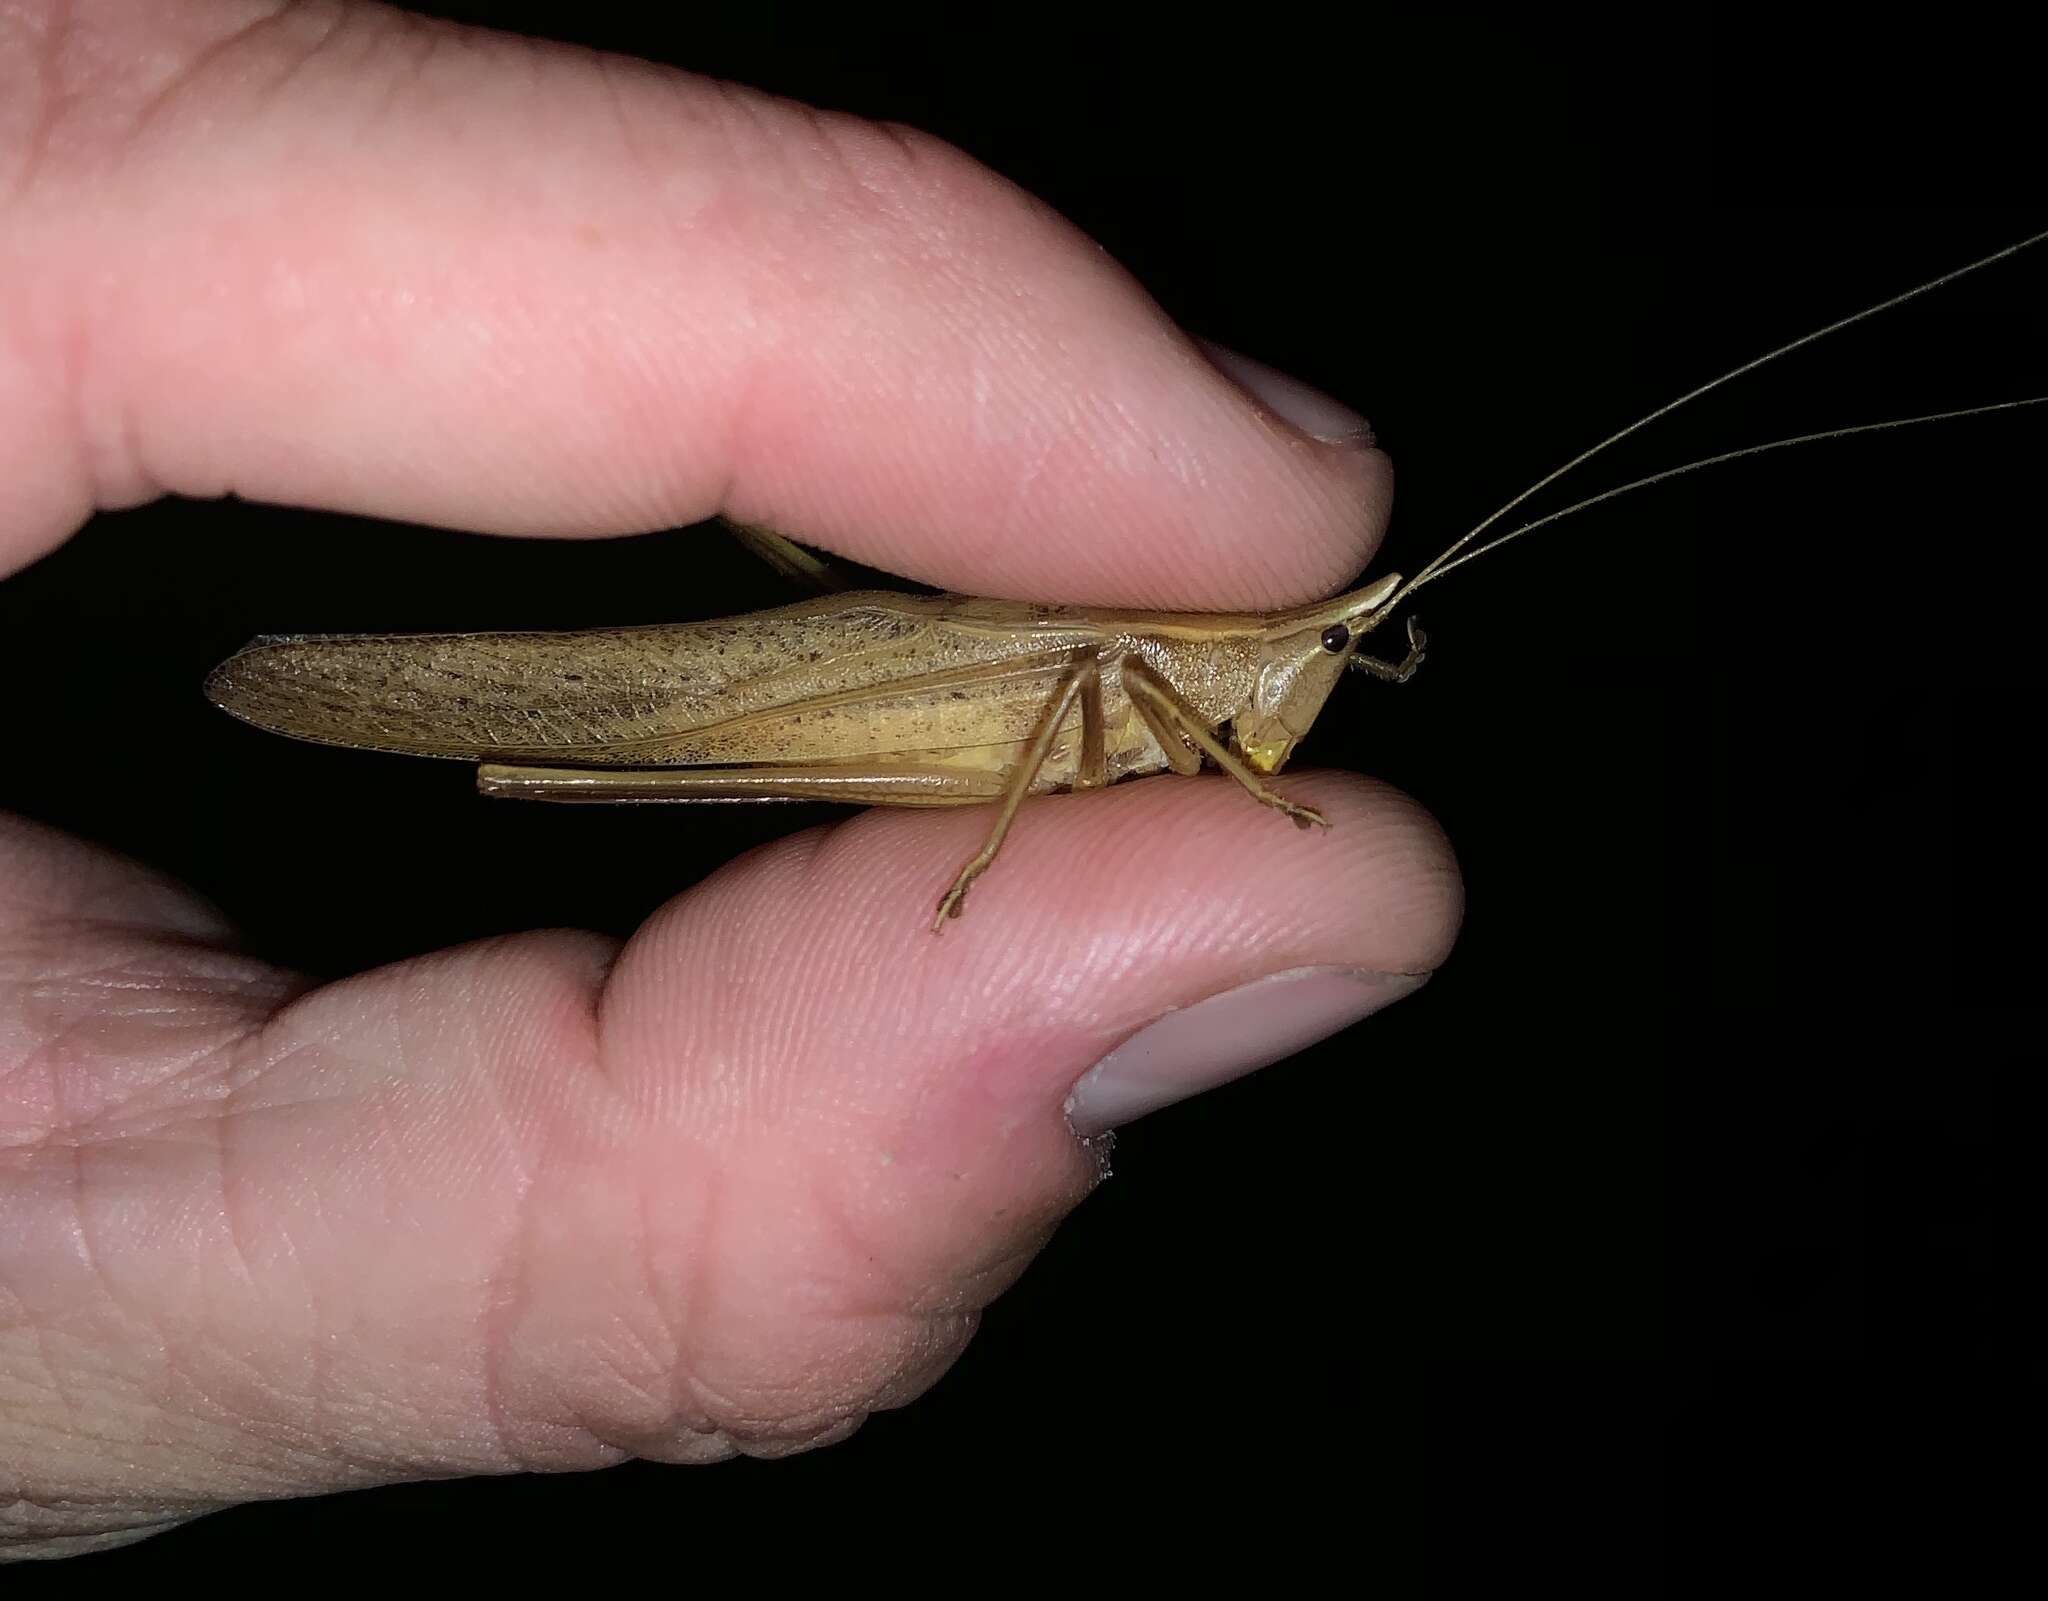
[932,872,978,931]
[1279,800,1327,830]
[1348,621,1427,684]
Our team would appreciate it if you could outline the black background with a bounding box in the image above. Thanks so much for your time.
[4,3,2043,1582]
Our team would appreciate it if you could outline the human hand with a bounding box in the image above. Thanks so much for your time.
[0,0,1459,1556]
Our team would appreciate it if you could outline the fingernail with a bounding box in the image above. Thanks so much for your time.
[1065,966,1426,1136]
[1200,341,1375,447]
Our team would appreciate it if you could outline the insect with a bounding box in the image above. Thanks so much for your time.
[204,230,2047,930]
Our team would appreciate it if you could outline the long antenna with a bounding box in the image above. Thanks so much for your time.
[1390,226,2048,608]
[1406,395,2048,591]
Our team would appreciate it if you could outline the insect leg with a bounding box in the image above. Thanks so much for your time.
[1350,615,1428,683]
[1121,658,1328,830]
[1076,649,1107,789]
[476,764,1006,806]
[932,650,1103,930]
[1124,671,1203,777]
[717,518,854,593]
[1122,679,1196,773]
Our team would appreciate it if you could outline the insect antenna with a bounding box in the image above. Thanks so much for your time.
[1409,394,2048,589]
[1389,226,2048,609]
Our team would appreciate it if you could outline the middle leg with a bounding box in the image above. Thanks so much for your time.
[1122,658,1327,830]
[932,650,1103,929]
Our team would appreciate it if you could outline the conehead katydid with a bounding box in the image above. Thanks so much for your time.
[205,228,2048,929]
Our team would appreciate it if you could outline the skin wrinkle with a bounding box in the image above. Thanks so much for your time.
[243,1,352,125]
[261,1144,326,1486]
[554,1358,691,1465]
[21,1187,86,1458]
[674,1350,850,1447]
[461,963,540,1198]
[864,1310,979,1414]
[361,6,437,132]
[795,1156,928,1331]
[701,841,833,1096]
[860,117,944,209]
[899,1217,1057,1324]
[213,1042,262,1337]
[89,1251,189,1501]
[709,290,771,534]
[32,241,107,514]
[5,0,71,203]
[770,97,875,212]
[708,69,799,168]
[97,1222,198,1479]
[575,1267,749,1458]
[757,116,1126,587]
[56,1127,105,1439]
[0,926,249,991]
[674,1259,891,1451]
[1,1498,189,1557]
[477,1191,545,1473]
[147,1304,248,1485]
[587,46,661,204]
[19,970,293,1125]
[122,1,295,147]
[473,1123,527,1472]
[465,999,619,1467]
[625,1178,692,1451]
[17,22,194,518]
[665,1120,726,1443]
[995,410,1062,564]
[974,315,1092,575]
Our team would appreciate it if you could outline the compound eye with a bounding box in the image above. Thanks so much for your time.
[1320,624,1351,653]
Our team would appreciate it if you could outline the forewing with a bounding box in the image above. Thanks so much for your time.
[205,592,1103,766]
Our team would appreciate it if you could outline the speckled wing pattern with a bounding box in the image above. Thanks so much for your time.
[204,591,1108,768]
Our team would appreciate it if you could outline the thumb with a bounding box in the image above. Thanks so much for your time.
[2,774,1455,1552]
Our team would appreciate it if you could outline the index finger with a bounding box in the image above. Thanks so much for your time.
[0,2,1389,607]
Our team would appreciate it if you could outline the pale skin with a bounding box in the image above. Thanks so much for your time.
[0,0,1462,1557]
